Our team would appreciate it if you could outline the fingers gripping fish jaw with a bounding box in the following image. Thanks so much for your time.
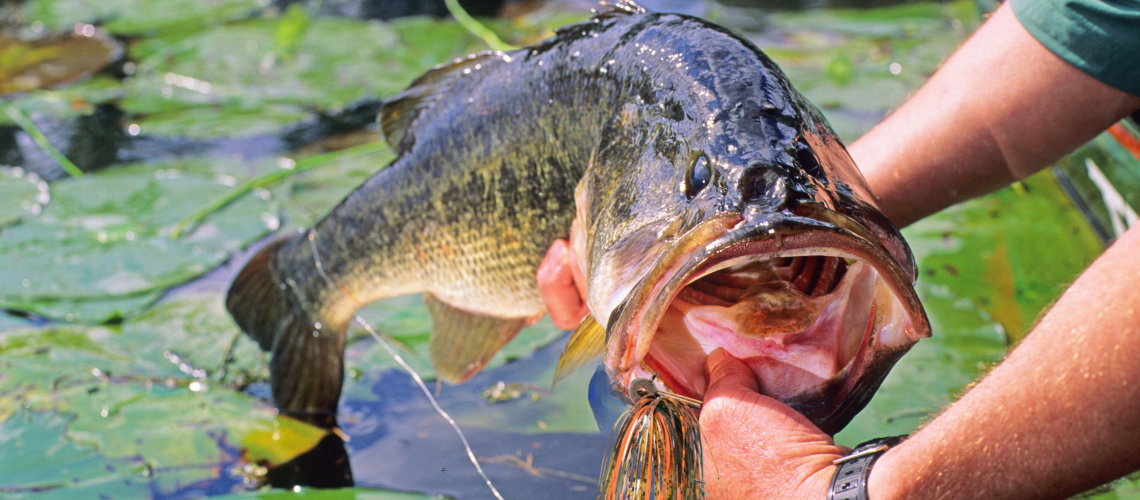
[538,239,591,330]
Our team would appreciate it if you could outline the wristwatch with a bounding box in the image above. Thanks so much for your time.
[827,435,906,500]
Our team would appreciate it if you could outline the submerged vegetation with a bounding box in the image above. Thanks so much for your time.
[0,0,1135,499]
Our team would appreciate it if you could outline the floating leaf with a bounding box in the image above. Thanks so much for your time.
[0,410,149,499]
[0,160,275,322]
[120,15,473,140]
[0,167,49,228]
[23,0,265,37]
[240,416,329,466]
[0,33,121,95]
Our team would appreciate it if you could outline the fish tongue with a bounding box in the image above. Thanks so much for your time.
[728,286,825,338]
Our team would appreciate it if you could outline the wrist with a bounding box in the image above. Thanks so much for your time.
[828,436,906,500]
[865,443,905,500]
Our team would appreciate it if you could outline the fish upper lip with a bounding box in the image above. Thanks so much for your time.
[603,206,931,396]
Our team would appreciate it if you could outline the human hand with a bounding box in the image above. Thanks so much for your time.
[537,238,590,330]
[699,348,846,500]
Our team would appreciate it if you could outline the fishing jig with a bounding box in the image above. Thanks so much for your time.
[598,375,705,500]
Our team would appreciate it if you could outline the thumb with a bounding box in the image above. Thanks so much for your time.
[704,348,761,397]
[701,348,828,437]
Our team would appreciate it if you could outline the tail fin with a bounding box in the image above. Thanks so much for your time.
[227,238,345,428]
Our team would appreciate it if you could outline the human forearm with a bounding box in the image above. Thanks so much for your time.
[848,2,1140,227]
[868,224,1140,499]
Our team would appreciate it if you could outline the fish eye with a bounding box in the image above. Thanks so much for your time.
[686,155,711,198]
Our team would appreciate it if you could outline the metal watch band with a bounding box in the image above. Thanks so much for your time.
[827,436,906,500]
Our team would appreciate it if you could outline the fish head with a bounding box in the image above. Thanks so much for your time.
[573,50,930,435]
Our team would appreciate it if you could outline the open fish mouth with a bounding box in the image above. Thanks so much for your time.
[603,206,930,434]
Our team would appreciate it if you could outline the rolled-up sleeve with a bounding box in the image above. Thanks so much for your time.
[1011,0,1140,96]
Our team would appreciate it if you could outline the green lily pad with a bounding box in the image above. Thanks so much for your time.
[0,77,125,130]
[22,0,265,38]
[0,160,276,322]
[0,293,326,497]
[120,15,477,140]
[0,410,149,500]
[0,167,49,229]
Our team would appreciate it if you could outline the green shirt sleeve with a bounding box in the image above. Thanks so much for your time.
[1011,0,1140,96]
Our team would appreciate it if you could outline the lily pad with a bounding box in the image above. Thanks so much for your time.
[22,0,265,38]
[0,160,276,322]
[121,15,477,140]
[0,32,122,95]
[0,293,329,497]
[0,410,149,500]
[0,167,49,228]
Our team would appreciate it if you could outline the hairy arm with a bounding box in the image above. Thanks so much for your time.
[848,2,1140,227]
[701,2,1140,499]
[865,219,1140,499]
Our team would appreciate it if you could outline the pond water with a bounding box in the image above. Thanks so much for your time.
[1,0,1138,499]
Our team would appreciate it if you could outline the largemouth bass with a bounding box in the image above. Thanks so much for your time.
[226,0,930,433]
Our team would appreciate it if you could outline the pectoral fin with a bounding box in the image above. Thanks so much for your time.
[425,293,531,384]
[552,315,606,386]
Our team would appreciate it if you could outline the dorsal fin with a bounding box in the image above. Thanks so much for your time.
[594,0,647,18]
[554,0,647,38]
[379,51,505,153]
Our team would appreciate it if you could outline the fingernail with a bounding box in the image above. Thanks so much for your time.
[705,348,727,376]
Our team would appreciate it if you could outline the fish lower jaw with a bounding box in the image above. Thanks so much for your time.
[625,259,912,407]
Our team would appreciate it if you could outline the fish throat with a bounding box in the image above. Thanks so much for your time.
[597,213,926,434]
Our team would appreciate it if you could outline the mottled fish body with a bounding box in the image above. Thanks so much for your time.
[227,1,930,432]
